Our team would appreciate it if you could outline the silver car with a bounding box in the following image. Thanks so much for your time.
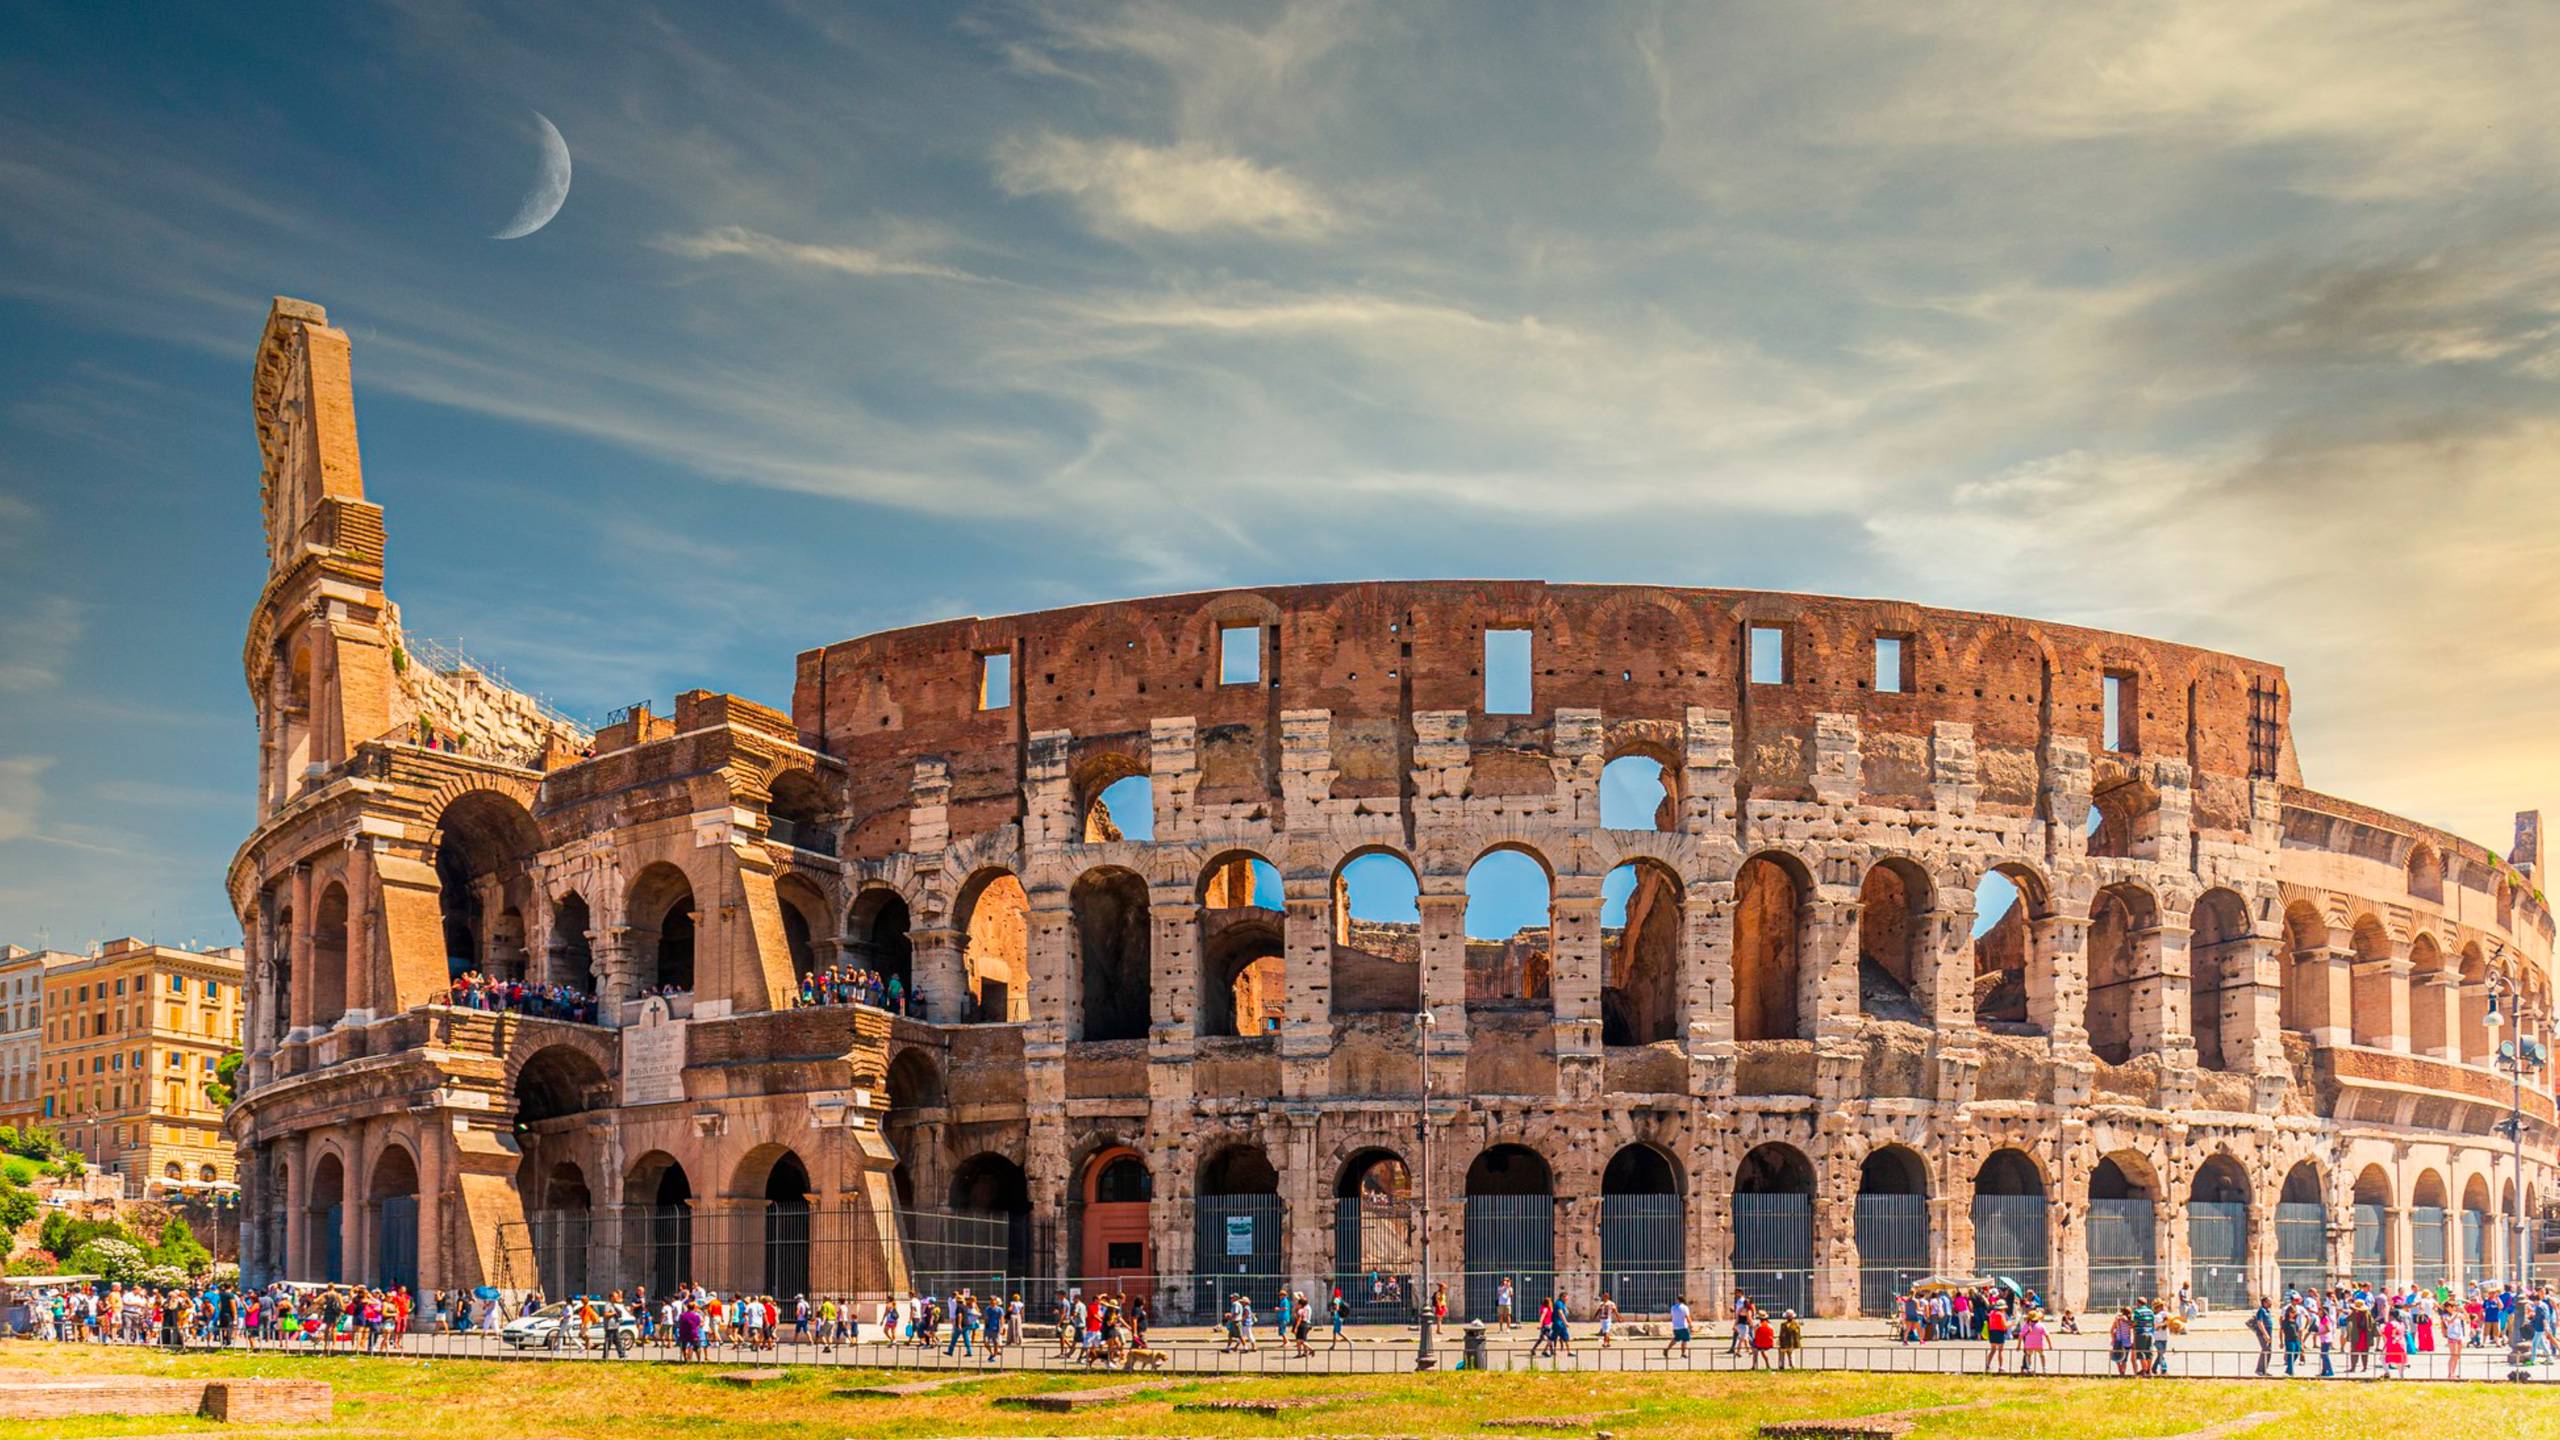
[499,1300,639,1350]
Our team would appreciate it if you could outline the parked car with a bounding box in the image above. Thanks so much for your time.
[499,1300,638,1350]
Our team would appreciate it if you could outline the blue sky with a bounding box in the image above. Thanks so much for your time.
[5,3,2560,949]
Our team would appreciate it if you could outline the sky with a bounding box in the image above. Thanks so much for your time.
[4,2,2559,951]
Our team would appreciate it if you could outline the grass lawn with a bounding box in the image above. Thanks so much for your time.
[4,1344,2559,1439]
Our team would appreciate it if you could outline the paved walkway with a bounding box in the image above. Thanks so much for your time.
[165,1315,2558,1383]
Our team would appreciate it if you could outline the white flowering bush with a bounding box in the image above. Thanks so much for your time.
[212,1262,241,1285]
[66,1236,144,1282]
[136,1262,193,1289]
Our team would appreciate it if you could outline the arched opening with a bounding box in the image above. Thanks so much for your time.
[1194,1144,1283,1313]
[1333,1150,1416,1321]
[1331,850,1421,1016]
[2281,902,2330,1039]
[548,893,596,994]
[627,864,697,997]
[2188,889,2249,1072]
[1972,864,2049,1032]
[845,887,915,1008]
[2462,1174,2491,1286]
[305,1151,344,1282]
[367,1144,421,1293]
[886,1047,944,1111]
[2087,1154,2157,1306]
[2410,1169,2449,1293]
[1072,868,1152,1042]
[774,876,830,983]
[534,1160,593,1296]
[1464,1143,1554,1320]
[957,871,1028,1023]
[630,1154,693,1296]
[310,882,349,1029]
[1464,848,1552,1010]
[1600,1143,1685,1314]
[1733,1143,1815,1315]
[2187,1155,2251,1307]
[1199,853,1286,1039]
[2276,1161,2327,1296]
[755,1149,813,1300]
[2085,884,2156,1065]
[2086,778,2157,861]
[1855,1145,1931,1315]
[1971,1148,2050,1302]
[433,791,544,981]
[765,768,834,856]
[1081,762,1154,843]
[2408,934,2450,1059]
[513,1044,607,1128]
[938,1153,1031,1289]
[2406,843,2444,903]
[1734,854,1807,1041]
[1079,1147,1153,1304]
[2348,916,2394,1049]
[1599,752,1673,831]
[1858,859,1930,1021]
[2352,1165,2392,1283]
[1601,861,1682,1045]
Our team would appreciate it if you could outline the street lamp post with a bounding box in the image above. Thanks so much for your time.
[1414,1007,1437,1371]
[2488,973,2544,1381]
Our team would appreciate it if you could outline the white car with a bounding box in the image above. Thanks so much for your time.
[500,1300,639,1350]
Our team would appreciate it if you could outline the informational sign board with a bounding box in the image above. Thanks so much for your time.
[1225,1214,1255,1256]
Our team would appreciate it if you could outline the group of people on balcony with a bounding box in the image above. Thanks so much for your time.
[446,970,599,1025]
[793,963,917,1018]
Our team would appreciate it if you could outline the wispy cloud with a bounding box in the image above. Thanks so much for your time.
[992,133,1334,236]
[0,596,82,692]
[653,225,985,282]
[0,755,50,844]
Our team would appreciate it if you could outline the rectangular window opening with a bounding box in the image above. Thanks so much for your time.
[1750,626,1788,686]
[1219,624,1262,685]
[976,651,1012,711]
[1484,628,1533,713]
[1874,635,1908,693]
[2102,670,2137,752]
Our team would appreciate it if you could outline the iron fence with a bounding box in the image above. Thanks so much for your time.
[2085,1199,2156,1309]
[1461,1194,1554,1321]
[1729,1193,1813,1316]
[2275,1202,2326,1299]
[1969,1195,2051,1300]
[2410,1205,2448,1293]
[1598,1193,1685,1315]
[2352,1202,2386,1276]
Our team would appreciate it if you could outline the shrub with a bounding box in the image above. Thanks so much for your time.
[0,1176,34,1236]
[40,1212,130,1260]
[66,1235,145,1282]
[4,1248,60,1276]
[149,1215,213,1277]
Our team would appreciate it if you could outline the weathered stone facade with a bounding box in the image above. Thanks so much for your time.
[230,298,2558,1317]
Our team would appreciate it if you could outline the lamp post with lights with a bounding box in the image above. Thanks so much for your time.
[2486,969,2545,1380]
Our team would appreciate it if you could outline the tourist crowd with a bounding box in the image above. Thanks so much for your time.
[447,971,599,1024]
[793,964,919,1017]
[22,1281,414,1351]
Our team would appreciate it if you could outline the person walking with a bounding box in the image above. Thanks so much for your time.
[1982,1303,2008,1372]
[1750,1309,1776,1369]
[1776,1309,1801,1370]
[2248,1296,2274,1377]
[1666,1295,1693,1359]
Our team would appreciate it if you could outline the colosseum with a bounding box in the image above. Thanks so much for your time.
[229,297,2556,1320]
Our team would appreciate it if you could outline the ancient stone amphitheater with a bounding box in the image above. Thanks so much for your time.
[230,298,2555,1320]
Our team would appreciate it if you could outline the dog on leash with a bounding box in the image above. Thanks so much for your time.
[1122,1347,1170,1371]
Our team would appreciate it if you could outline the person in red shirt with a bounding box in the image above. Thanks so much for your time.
[1751,1313,1776,1368]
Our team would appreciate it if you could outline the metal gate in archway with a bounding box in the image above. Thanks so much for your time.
[2464,1208,2487,1282]
[1731,1193,1812,1316]
[2410,1205,2447,1292]
[1969,1195,2049,1301]
[1855,1193,1929,1316]
[2351,1202,2385,1283]
[644,1204,692,1296]
[320,1203,344,1283]
[1463,1194,1554,1320]
[376,1196,419,1293]
[2275,1202,2326,1297]
[1195,1193,1285,1316]
[1333,1196,1419,1323]
[2187,1201,2249,1308]
[2086,1199,2155,1306]
[530,1211,591,1297]
[1599,1193,1684,1315]
[764,1199,810,1299]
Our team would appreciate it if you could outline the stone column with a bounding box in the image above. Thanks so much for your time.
[345,838,377,1020]
[1280,877,1332,1099]
[2355,950,2414,1052]
[2416,970,2464,1061]
[279,1132,308,1282]
[2031,910,2089,1051]
[910,925,969,1025]
[1417,889,1469,1093]
[288,863,315,1035]
[1550,879,1603,1102]
[1686,879,1736,1095]
[2130,917,2192,1062]
[1148,888,1199,1050]
[2311,944,2356,1049]
[592,930,637,1021]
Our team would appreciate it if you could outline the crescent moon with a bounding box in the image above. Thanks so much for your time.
[492,110,572,240]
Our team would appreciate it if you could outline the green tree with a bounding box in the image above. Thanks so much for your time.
[39,1211,129,1260]
[206,1049,243,1108]
[0,1176,36,1236]
[150,1214,213,1276]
